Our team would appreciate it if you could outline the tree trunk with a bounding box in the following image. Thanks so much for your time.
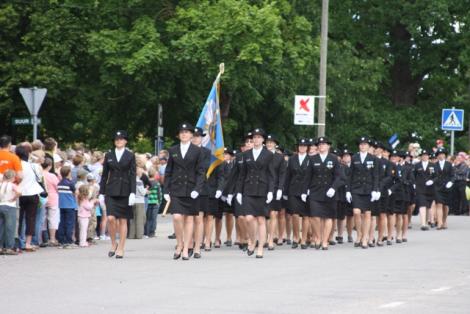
[389,23,423,107]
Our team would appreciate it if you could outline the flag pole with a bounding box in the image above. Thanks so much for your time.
[215,63,225,84]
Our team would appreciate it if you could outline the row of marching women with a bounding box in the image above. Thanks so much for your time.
[164,123,458,260]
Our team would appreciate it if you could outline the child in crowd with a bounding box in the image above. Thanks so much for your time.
[57,166,77,248]
[145,167,163,238]
[86,173,99,242]
[0,170,21,255]
[77,185,96,247]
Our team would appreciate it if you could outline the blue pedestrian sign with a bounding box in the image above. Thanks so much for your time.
[441,108,464,131]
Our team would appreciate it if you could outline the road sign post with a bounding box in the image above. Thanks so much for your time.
[19,87,47,141]
[441,107,464,156]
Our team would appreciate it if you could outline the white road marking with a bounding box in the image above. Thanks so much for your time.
[431,286,452,292]
[379,302,404,308]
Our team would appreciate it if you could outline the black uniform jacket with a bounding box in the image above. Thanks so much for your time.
[284,154,310,196]
[100,148,137,197]
[236,147,275,197]
[347,153,379,195]
[164,143,205,197]
[304,153,343,201]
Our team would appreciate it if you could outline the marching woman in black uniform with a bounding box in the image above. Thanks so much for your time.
[99,131,136,259]
[413,149,436,231]
[190,127,211,257]
[304,137,343,250]
[389,151,414,243]
[227,133,253,250]
[236,128,275,258]
[283,138,310,249]
[375,142,394,247]
[433,147,454,230]
[217,148,235,247]
[164,123,205,260]
[265,134,286,250]
[346,137,380,249]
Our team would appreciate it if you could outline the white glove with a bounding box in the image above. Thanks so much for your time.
[346,192,352,204]
[128,193,136,206]
[307,189,310,195]
[326,188,335,198]
[301,194,307,202]
[446,181,453,189]
[236,193,242,205]
[376,191,381,200]
[164,194,170,202]
[413,184,416,190]
[190,191,199,199]
[283,195,288,200]
[388,189,392,196]
[276,189,283,200]
[215,190,222,199]
[425,180,434,186]
[266,192,273,204]
[227,194,233,206]
[99,194,105,207]
[370,192,375,202]
[221,195,227,202]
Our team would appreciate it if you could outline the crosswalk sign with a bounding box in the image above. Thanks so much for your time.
[441,108,464,131]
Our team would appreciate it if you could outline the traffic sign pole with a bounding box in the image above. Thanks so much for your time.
[19,86,47,141]
[450,106,455,156]
[32,88,37,141]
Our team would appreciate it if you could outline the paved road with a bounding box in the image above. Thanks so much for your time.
[1,216,470,314]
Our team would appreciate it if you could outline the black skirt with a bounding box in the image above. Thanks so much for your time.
[234,198,246,217]
[205,197,220,216]
[243,196,269,217]
[269,199,283,211]
[221,200,234,214]
[393,200,407,214]
[288,196,309,217]
[352,194,373,213]
[309,199,337,219]
[169,196,198,216]
[197,195,209,212]
[336,201,348,220]
[377,196,390,214]
[415,193,434,209]
[106,196,132,219]
[435,189,450,206]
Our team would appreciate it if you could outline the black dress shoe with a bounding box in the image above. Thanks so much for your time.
[368,242,375,248]
[116,255,124,259]
[300,244,308,250]
[354,242,360,248]
[263,243,268,249]
[188,249,194,258]
[309,244,316,249]
[337,237,344,244]
[386,240,392,246]
[247,249,254,256]
[173,252,181,260]
[347,236,353,243]
[242,243,248,252]
[421,226,429,231]
[321,246,329,250]
[168,233,176,239]
[286,239,292,245]
[377,242,384,247]
[225,240,232,247]
[315,244,321,250]
[396,239,402,243]
[361,245,368,249]
[273,238,278,244]
[108,245,118,258]
[256,254,264,259]
[402,238,408,243]
[194,253,201,259]
[182,256,189,260]
[292,242,298,249]
[329,240,336,246]
[268,246,275,251]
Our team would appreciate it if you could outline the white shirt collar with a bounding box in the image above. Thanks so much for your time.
[298,153,306,164]
[115,148,125,162]
[319,153,328,162]
[253,146,263,161]
[360,152,368,163]
[180,142,190,158]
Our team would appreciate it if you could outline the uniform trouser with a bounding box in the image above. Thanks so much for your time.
[452,181,468,215]
[144,204,159,236]
[0,205,17,249]
[128,203,146,239]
